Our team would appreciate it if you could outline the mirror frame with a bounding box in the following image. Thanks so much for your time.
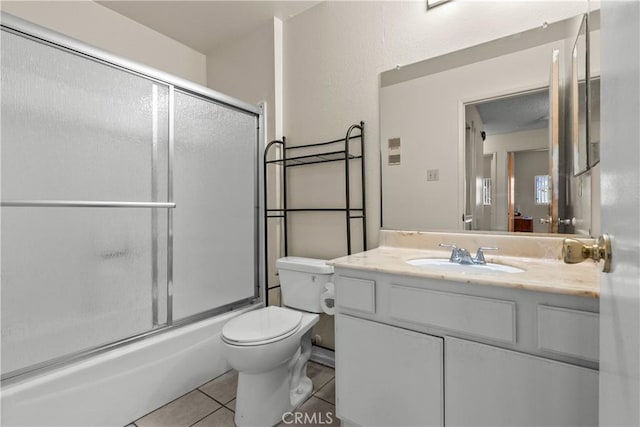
[571,14,591,176]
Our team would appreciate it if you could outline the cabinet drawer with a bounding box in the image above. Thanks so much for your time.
[389,285,516,343]
[537,305,599,362]
[336,276,375,313]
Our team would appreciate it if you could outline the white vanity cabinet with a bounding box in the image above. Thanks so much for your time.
[445,337,598,427]
[333,268,599,427]
[335,315,443,427]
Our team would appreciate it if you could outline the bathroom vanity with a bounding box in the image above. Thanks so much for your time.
[329,231,600,427]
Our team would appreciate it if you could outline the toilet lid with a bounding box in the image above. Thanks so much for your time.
[222,306,302,344]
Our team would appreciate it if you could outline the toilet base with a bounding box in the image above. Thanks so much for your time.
[232,327,317,427]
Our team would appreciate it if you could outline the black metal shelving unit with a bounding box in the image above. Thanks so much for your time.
[264,121,367,284]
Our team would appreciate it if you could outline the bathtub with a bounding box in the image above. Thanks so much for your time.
[1,305,258,426]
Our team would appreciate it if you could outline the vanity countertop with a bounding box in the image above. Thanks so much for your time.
[328,231,600,298]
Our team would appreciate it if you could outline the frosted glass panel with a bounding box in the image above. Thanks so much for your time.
[173,92,257,319]
[0,207,168,374]
[0,30,169,201]
[0,29,170,375]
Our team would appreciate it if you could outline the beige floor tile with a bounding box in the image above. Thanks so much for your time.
[226,398,236,411]
[276,396,338,427]
[135,390,221,427]
[192,407,236,427]
[314,378,335,405]
[307,362,334,392]
[199,370,238,404]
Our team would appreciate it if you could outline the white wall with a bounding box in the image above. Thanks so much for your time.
[206,18,282,142]
[1,0,207,85]
[484,128,549,153]
[284,0,590,253]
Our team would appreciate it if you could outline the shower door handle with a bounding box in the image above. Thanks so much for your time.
[0,200,176,208]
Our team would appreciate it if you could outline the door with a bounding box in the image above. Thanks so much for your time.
[445,337,598,427]
[0,27,171,375]
[335,314,443,427]
[172,91,258,321]
[599,2,640,425]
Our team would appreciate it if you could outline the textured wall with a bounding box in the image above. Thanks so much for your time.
[1,0,207,85]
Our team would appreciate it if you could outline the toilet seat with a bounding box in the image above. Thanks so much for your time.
[222,306,302,346]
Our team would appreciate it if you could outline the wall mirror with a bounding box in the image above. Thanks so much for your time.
[380,11,600,236]
[572,15,589,175]
[570,14,601,172]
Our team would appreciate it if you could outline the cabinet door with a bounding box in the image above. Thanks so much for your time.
[335,314,443,426]
[445,337,598,426]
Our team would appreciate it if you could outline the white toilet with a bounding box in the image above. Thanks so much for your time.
[221,257,334,427]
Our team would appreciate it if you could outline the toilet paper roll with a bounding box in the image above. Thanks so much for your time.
[320,282,335,315]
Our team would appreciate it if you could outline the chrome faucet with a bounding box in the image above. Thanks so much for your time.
[439,244,499,265]
[438,243,474,264]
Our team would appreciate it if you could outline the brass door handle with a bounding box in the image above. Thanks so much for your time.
[563,234,612,272]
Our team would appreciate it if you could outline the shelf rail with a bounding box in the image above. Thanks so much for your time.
[263,122,366,298]
[344,122,366,254]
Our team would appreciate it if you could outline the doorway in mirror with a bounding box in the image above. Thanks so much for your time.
[464,89,551,233]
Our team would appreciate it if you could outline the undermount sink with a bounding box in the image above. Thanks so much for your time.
[407,258,525,274]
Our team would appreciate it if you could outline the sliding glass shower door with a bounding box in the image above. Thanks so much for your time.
[0,20,260,379]
[1,29,170,375]
[173,92,257,320]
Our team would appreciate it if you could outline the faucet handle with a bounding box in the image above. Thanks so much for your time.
[438,243,458,249]
[474,247,499,264]
[438,243,460,262]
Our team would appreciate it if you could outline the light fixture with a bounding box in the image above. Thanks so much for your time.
[427,0,452,9]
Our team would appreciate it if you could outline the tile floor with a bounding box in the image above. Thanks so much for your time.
[126,362,338,427]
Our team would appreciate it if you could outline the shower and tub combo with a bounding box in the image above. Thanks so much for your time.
[0,13,265,426]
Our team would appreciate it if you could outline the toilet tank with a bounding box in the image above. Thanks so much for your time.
[275,257,334,313]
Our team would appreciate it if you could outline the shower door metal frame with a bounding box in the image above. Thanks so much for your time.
[0,13,265,383]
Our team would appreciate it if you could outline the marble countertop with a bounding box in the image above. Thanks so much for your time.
[328,231,601,298]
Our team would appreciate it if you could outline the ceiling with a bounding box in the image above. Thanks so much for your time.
[98,1,321,53]
[474,90,549,136]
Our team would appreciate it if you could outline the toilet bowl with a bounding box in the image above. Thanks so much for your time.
[221,257,334,427]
